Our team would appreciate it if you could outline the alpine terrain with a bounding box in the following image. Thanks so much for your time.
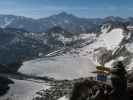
[1,12,133,100]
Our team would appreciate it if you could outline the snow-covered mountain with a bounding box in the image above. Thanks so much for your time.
[1,12,133,33]
[0,12,101,33]
[75,24,133,70]
[1,14,133,100]
[1,19,133,75]
[0,15,43,32]
[18,23,133,80]
[0,28,50,64]
[0,26,83,64]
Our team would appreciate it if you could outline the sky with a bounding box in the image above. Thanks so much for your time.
[0,0,133,18]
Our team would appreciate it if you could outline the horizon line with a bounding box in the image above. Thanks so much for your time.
[0,11,133,19]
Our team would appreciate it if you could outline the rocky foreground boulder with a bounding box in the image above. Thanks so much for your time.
[33,78,133,100]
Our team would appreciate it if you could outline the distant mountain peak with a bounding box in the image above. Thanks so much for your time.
[50,11,77,19]
[104,16,124,22]
[58,11,69,16]
[0,12,133,33]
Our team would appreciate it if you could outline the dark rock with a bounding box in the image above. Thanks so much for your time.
[33,77,133,100]
[0,76,14,96]
[0,61,23,73]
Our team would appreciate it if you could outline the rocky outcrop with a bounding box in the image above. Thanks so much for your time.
[33,78,133,100]
[33,80,73,100]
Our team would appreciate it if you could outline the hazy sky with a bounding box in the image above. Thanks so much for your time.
[0,0,133,18]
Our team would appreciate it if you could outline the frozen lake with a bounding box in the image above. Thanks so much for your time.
[19,54,96,80]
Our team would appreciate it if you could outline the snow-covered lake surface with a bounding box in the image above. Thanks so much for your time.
[19,54,96,80]
[0,79,50,100]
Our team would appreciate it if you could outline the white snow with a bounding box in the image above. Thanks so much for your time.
[57,34,73,44]
[19,54,96,80]
[79,33,96,40]
[127,25,133,31]
[0,17,14,28]
[0,79,50,100]
[77,28,124,66]
[80,28,124,55]
[126,43,133,53]
[97,28,124,50]
[126,32,132,40]
[105,56,125,68]
[105,60,115,68]
[58,96,69,100]
[127,58,133,70]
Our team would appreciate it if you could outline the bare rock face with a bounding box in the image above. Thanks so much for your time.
[33,78,112,100]
[70,80,112,100]
[70,80,133,100]
[33,77,133,100]
[33,80,73,100]
[0,76,14,96]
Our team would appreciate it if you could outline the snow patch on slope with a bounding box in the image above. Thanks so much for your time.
[126,43,133,53]
[0,17,14,28]
[0,79,50,100]
[105,56,125,68]
[79,33,96,40]
[79,28,124,56]
[95,28,124,50]
[57,34,73,44]
[127,58,133,70]
[76,28,124,66]
[58,96,69,100]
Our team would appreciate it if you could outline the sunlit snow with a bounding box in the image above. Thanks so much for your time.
[0,79,50,100]
[58,96,69,100]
